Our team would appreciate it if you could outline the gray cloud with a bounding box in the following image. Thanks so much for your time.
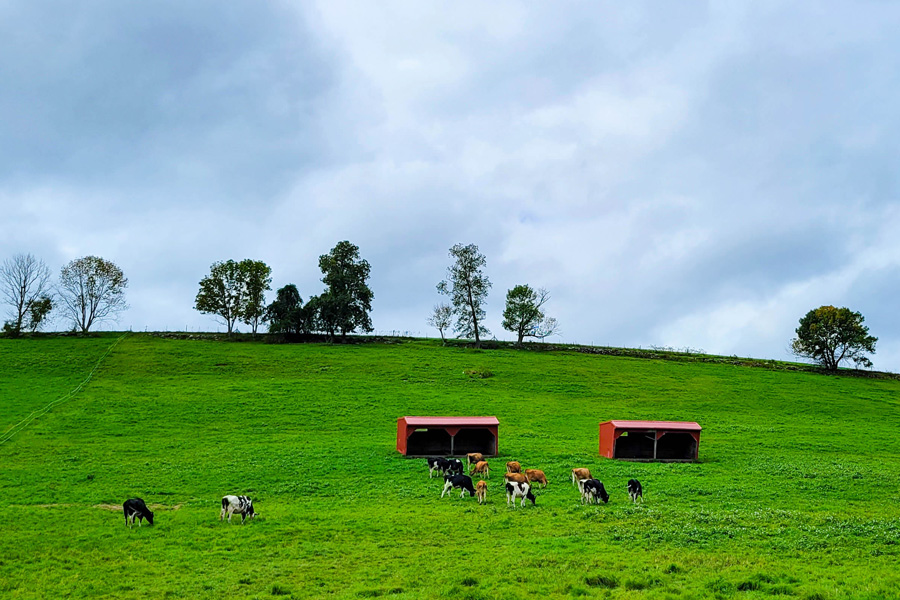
[1,1,899,369]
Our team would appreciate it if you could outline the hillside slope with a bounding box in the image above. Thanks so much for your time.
[1,334,899,599]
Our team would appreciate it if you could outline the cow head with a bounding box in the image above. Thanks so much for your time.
[146,510,155,525]
[526,491,536,506]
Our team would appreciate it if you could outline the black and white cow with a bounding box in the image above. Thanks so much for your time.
[446,459,464,476]
[627,479,643,503]
[581,479,610,504]
[441,474,476,498]
[505,481,536,507]
[123,498,154,527]
[220,495,257,523]
[427,457,452,478]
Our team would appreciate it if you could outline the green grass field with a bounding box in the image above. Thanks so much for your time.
[1,334,899,599]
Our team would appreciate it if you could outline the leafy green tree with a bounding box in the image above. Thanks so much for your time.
[241,260,272,334]
[265,284,304,334]
[26,295,53,332]
[303,294,324,335]
[195,260,246,335]
[501,284,560,343]
[791,305,877,370]
[427,303,452,345]
[437,243,491,346]
[1,253,53,336]
[58,256,128,332]
[318,241,374,338]
[195,259,272,335]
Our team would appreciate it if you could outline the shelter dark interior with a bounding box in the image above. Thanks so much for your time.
[613,431,656,459]
[406,429,452,455]
[656,432,697,460]
[454,428,496,455]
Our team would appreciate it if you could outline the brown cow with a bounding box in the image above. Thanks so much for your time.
[504,472,528,484]
[571,468,591,490]
[506,461,521,474]
[476,480,488,504]
[466,453,484,466]
[470,460,490,479]
[524,469,548,488]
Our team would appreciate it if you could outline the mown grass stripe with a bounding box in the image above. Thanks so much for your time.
[0,332,128,446]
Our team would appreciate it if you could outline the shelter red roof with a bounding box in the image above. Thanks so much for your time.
[605,420,701,431]
[401,416,500,426]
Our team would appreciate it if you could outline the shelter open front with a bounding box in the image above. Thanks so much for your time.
[600,420,701,461]
[397,416,499,457]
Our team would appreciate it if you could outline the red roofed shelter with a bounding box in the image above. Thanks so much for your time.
[599,420,701,461]
[397,416,499,457]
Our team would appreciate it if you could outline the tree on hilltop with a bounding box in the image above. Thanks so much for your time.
[57,256,128,333]
[318,241,374,339]
[1,253,53,336]
[438,243,491,347]
[501,284,560,344]
[427,303,452,345]
[240,260,272,334]
[27,296,53,332]
[195,259,271,335]
[265,284,309,335]
[791,305,877,370]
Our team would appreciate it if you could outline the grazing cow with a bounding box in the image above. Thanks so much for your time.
[123,498,154,527]
[571,468,592,489]
[466,452,484,466]
[427,457,452,478]
[504,472,528,484]
[476,480,488,504]
[524,469,548,488]
[506,461,521,474]
[506,481,536,507]
[470,460,491,479]
[220,495,257,523]
[447,459,464,476]
[441,474,476,498]
[581,479,609,505]
[627,479,643,503]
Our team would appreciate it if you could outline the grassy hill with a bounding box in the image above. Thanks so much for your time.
[1,333,899,599]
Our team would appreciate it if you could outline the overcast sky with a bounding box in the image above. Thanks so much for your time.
[2,1,899,369]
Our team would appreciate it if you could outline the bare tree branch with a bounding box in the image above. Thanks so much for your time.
[1,253,52,335]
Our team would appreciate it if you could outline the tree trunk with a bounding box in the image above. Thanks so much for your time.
[466,282,480,347]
